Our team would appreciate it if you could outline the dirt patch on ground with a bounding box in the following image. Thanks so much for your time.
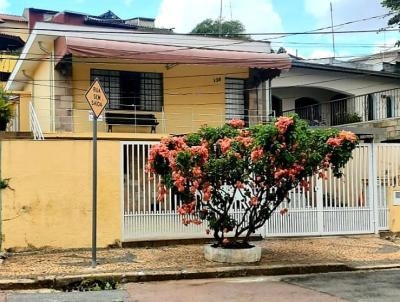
[1,235,400,279]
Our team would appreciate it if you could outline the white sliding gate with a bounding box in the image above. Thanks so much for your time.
[121,142,391,241]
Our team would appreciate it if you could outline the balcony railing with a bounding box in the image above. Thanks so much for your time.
[282,88,400,126]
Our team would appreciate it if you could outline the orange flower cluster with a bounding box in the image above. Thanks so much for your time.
[228,119,245,128]
[177,201,196,215]
[338,130,357,143]
[275,116,294,135]
[327,130,358,148]
[218,138,233,154]
[236,136,254,148]
[274,163,305,182]
[251,148,264,161]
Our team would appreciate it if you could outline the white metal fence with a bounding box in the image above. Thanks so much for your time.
[121,142,391,241]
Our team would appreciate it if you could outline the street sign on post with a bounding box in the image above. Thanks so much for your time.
[85,79,109,119]
[85,78,108,268]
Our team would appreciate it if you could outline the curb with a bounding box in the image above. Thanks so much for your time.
[0,263,399,291]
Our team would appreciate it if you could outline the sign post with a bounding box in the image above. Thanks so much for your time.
[85,79,109,268]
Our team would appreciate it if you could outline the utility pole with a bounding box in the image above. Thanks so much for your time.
[229,0,233,21]
[219,0,223,37]
[330,2,336,58]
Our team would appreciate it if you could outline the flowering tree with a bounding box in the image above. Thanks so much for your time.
[147,116,358,248]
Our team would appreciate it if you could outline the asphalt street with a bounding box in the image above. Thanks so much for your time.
[1,269,400,301]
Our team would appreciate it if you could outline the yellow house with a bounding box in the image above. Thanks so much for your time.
[1,20,291,250]
[5,21,290,137]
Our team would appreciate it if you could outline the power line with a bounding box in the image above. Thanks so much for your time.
[268,13,394,40]
[0,25,398,35]
[9,72,393,99]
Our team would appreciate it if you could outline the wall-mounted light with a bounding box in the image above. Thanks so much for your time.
[165,63,178,70]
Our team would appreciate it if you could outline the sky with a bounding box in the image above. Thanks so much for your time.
[0,0,399,59]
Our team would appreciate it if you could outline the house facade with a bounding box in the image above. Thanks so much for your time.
[1,10,292,250]
[5,10,290,137]
[2,8,400,250]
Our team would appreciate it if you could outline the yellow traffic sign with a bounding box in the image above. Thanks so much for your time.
[85,79,109,118]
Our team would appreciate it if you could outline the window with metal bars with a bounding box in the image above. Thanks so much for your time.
[225,78,247,121]
[90,69,163,111]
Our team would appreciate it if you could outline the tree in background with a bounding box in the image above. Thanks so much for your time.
[191,18,249,39]
[382,0,400,28]
[382,0,400,45]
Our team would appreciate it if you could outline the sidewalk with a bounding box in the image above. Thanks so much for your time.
[0,235,399,290]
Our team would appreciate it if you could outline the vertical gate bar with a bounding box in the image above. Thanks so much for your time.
[370,143,379,234]
[137,144,141,214]
[146,145,151,213]
[316,177,324,234]
[390,146,394,186]
[153,172,157,215]
[346,159,350,208]
[396,146,399,188]
[351,153,355,208]
[360,147,364,208]
[333,170,337,208]
[142,144,147,213]
[121,143,126,241]
[126,145,130,214]
[134,144,140,217]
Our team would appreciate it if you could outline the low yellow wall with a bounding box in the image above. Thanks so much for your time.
[388,187,400,232]
[1,139,122,249]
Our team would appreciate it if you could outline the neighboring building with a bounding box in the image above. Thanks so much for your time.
[271,58,400,141]
[0,13,29,132]
[0,13,28,86]
[349,49,400,73]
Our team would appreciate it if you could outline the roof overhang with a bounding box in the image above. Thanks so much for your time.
[293,60,400,79]
[54,36,291,69]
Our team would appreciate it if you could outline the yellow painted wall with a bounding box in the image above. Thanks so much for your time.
[1,139,121,249]
[387,187,400,232]
[17,94,31,131]
[72,58,248,134]
[31,59,52,133]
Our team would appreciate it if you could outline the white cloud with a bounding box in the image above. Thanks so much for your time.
[155,0,283,35]
[304,0,344,20]
[373,38,400,54]
[308,49,335,59]
[124,0,134,6]
[304,0,390,29]
[0,0,9,12]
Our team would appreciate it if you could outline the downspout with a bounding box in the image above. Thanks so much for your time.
[23,70,34,133]
[264,78,272,122]
[268,78,272,120]
[22,70,34,105]
[38,42,55,132]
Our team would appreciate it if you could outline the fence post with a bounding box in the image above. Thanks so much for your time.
[368,143,379,234]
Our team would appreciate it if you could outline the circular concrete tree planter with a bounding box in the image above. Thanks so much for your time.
[204,245,262,263]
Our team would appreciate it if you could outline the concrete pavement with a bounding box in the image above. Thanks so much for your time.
[0,290,130,302]
[284,269,400,302]
[125,276,344,302]
[2,269,400,301]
